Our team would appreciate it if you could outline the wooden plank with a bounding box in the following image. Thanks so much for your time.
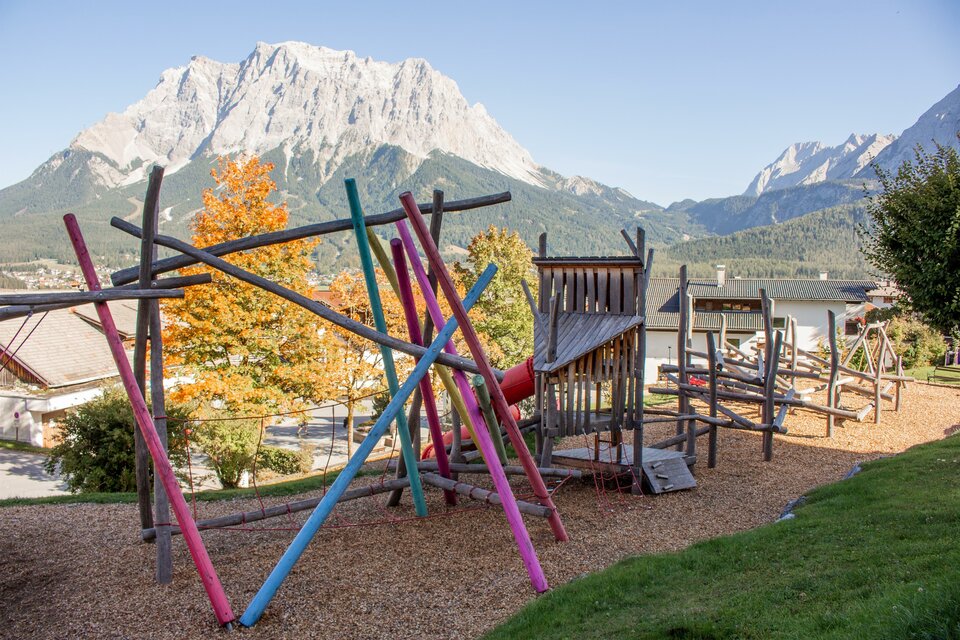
[622,269,636,315]
[642,457,697,494]
[597,270,609,313]
[610,270,622,314]
[585,267,596,313]
[564,267,576,312]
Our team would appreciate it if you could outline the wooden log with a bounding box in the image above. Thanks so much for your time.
[110,217,491,377]
[64,214,235,627]
[706,331,719,468]
[111,191,512,286]
[0,275,208,322]
[620,228,640,257]
[0,288,184,306]
[632,230,648,495]
[420,474,552,518]
[649,425,711,449]
[132,166,164,536]
[677,265,689,452]
[389,459,584,479]
[660,363,763,386]
[389,239,456,506]
[401,191,567,548]
[472,375,509,464]
[143,477,412,540]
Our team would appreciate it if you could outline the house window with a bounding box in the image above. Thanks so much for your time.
[845,320,862,336]
[728,337,741,348]
[773,317,786,329]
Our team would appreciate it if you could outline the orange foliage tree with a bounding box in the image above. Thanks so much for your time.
[163,156,327,485]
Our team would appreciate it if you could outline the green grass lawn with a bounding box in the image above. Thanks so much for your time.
[0,439,49,455]
[486,435,960,640]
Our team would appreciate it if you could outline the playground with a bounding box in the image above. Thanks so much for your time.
[2,381,957,639]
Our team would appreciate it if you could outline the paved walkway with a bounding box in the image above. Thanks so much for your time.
[0,449,69,499]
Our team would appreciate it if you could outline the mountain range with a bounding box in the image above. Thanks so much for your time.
[0,41,957,277]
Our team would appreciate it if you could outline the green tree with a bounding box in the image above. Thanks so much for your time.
[44,389,189,493]
[454,225,535,368]
[860,140,960,337]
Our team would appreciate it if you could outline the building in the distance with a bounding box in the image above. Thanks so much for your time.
[0,298,135,447]
[644,266,876,383]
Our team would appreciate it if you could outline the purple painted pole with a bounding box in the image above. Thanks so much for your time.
[63,214,235,627]
[399,193,569,545]
[395,221,551,594]
[389,239,456,505]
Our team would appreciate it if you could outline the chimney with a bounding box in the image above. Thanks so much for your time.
[819,271,829,280]
[716,265,726,288]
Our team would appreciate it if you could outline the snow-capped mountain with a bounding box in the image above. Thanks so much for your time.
[859,84,960,177]
[69,41,546,190]
[744,133,896,196]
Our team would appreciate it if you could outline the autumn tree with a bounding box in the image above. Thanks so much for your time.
[163,156,327,486]
[453,225,534,368]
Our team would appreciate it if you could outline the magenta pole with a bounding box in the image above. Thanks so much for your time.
[394,220,496,459]
[389,239,456,505]
[395,219,551,594]
[63,214,236,627]
[398,194,569,545]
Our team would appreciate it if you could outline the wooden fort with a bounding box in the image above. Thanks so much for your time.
[530,231,694,493]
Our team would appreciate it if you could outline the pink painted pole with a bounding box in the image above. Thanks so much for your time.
[398,194,569,545]
[394,220,496,460]
[63,214,235,627]
[389,239,456,505]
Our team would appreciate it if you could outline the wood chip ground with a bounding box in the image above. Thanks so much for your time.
[2,383,958,639]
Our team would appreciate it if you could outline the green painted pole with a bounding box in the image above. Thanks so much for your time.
[345,178,427,517]
[472,375,509,464]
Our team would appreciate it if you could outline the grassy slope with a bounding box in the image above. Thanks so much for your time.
[486,435,960,640]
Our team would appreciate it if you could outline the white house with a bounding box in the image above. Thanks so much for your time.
[644,268,876,383]
[0,299,136,447]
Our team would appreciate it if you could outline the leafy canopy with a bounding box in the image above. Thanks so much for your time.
[860,140,960,336]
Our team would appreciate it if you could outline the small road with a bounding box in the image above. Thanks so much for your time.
[0,449,69,499]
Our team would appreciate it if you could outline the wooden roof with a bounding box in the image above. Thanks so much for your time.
[533,312,644,373]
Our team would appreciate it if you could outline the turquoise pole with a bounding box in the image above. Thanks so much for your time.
[239,264,497,627]
[344,178,427,517]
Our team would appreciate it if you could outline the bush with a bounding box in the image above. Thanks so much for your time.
[884,315,947,369]
[187,417,260,489]
[44,388,189,493]
[256,444,314,477]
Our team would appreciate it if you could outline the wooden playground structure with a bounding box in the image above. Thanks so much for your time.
[0,165,915,631]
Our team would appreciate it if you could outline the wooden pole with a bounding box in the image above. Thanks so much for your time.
[400,191,568,547]
[132,167,165,534]
[763,331,782,462]
[110,191,512,286]
[472,376,509,464]
[706,331,719,468]
[632,228,648,494]
[420,474,552,518]
[826,310,839,437]
[238,265,499,628]
[64,214,235,627]
[110,217,490,377]
[345,179,427,517]
[149,298,173,583]
[676,266,689,452]
[390,239,456,505]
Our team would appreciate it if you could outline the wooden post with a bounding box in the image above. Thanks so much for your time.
[390,239,456,505]
[826,310,839,437]
[345,179,427,517]
[631,230,649,494]
[472,376,509,464]
[706,331,719,468]
[676,266,688,452]
[763,331,782,462]
[64,214,235,627]
[131,166,163,533]
[760,289,773,459]
[400,191,568,544]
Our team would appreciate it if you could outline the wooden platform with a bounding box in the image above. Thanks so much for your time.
[550,443,685,474]
[551,444,697,494]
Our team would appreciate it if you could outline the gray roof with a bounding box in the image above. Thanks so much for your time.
[645,277,874,332]
[0,302,134,388]
[686,278,875,301]
[533,312,643,373]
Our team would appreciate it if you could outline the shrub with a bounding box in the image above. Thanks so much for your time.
[884,315,947,369]
[44,388,189,493]
[187,417,260,489]
[256,444,314,477]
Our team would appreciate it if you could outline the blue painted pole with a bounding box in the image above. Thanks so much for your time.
[344,178,427,517]
[239,264,498,628]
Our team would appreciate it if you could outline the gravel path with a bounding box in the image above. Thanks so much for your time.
[1,383,957,639]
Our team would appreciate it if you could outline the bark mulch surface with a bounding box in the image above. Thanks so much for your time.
[2,383,958,639]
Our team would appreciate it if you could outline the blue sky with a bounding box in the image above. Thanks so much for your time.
[0,0,957,205]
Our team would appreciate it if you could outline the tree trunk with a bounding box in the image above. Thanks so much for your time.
[346,401,354,460]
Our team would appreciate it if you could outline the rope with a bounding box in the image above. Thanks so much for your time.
[0,310,49,373]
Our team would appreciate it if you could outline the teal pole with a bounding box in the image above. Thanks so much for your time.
[344,178,427,516]
[238,264,497,627]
